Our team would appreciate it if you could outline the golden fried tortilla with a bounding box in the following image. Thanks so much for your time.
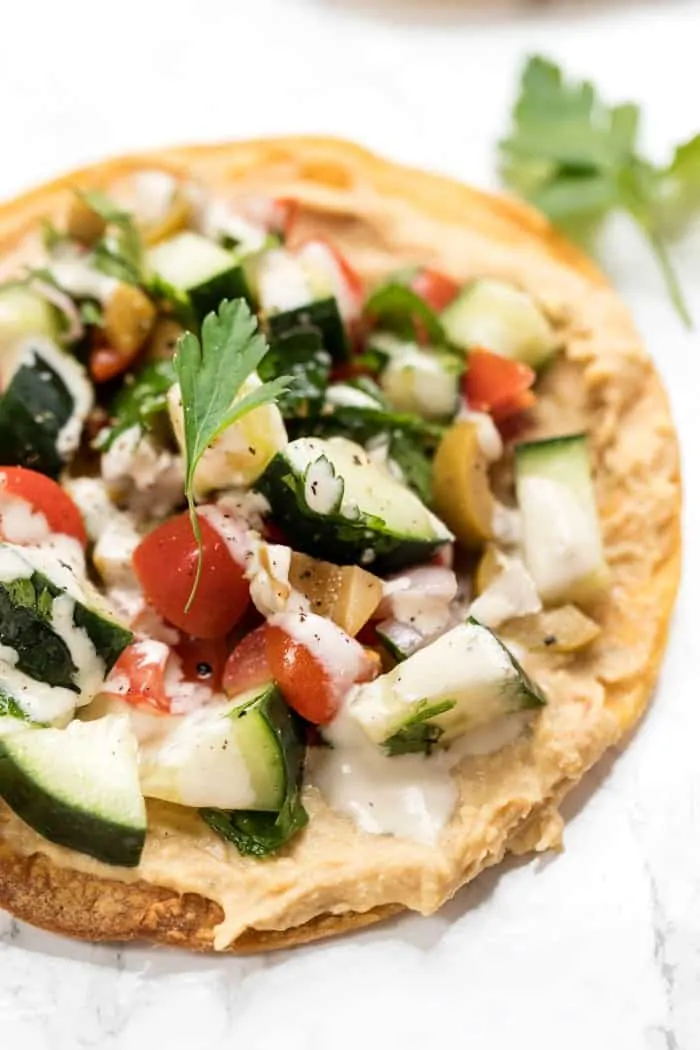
[0,137,682,952]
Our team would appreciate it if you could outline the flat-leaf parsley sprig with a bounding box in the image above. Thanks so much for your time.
[500,56,700,325]
[174,298,292,607]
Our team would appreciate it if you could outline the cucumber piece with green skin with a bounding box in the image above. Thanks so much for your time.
[441,279,558,368]
[345,618,545,753]
[0,283,60,359]
[375,619,424,662]
[0,543,132,693]
[0,339,93,477]
[256,436,452,573]
[0,715,146,867]
[147,231,257,321]
[374,337,461,421]
[137,684,306,811]
[267,297,349,361]
[515,433,610,606]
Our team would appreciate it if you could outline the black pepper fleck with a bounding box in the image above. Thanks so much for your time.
[543,634,557,647]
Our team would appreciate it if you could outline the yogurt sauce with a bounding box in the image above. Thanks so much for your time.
[309,706,530,846]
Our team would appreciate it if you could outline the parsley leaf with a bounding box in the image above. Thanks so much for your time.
[500,55,700,326]
[174,299,291,607]
[201,793,309,858]
[364,282,447,344]
[383,698,456,756]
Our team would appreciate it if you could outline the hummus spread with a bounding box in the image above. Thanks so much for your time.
[0,138,681,951]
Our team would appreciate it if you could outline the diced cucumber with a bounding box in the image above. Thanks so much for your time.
[267,298,348,362]
[0,283,60,362]
[375,619,424,662]
[256,436,452,572]
[139,684,305,811]
[0,715,146,866]
[147,231,256,321]
[376,338,461,421]
[515,434,610,605]
[345,619,545,753]
[0,543,132,696]
[0,338,93,476]
[441,279,558,368]
[253,247,350,360]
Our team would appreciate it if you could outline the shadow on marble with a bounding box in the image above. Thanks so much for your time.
[296,0,679,28]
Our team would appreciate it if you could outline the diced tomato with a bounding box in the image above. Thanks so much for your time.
[409,268,460,312]
[222,626,271,697]
[107,640,171,712]
[175,634,230,693]
[463,349,536,422]
[0,467,87,547]
[265,624,337,724]
[273,197,300,240]
[132,511,250,639]
[89,341,140,384]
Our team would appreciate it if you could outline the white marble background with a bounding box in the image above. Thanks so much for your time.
[2,1,700,1046]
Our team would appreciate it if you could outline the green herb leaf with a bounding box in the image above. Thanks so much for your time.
[257,325,332,419]
[364,283,446,344]
[0,690,31,722]
[79,300,104,327]
[40,219,68,254]
[79,191,145,286]
[500,55,700,326]
[96,358,177,450]
[201,793,309,858]
[174,298,291,607]
[383,698,456,756]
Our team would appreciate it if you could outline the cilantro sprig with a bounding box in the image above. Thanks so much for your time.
[500,56,700,325]
[174,298,291,608]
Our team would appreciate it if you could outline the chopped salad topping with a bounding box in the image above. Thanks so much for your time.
[0,173,609,864]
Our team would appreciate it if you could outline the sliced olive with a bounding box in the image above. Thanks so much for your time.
[474,543,505,595]
[288,552,382,636]
[65,195,107,246]
[103,283,156,357]
[432,421,494,549]
[503,605,600,653]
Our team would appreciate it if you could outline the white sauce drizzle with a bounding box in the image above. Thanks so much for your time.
[256,249,311,313]
[469,554,542,630]
[269,610,369,696]
[131,170,178,227]
[0,494,51,544]
[457,405,504,461]
[50,595,106,704]
[310,705,531,846]
[379,565,458,637]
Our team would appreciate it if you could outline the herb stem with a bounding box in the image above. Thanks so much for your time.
[642,222,692,329]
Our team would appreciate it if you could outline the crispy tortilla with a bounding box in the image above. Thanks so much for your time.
[0,137,681,952]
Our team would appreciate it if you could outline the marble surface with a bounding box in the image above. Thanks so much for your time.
[2,1,700,1046]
